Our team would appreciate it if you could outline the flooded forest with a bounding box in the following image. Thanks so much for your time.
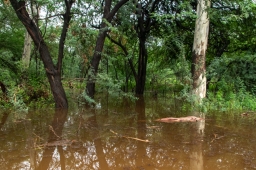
[1,95,256,169]
[2,0,256,169]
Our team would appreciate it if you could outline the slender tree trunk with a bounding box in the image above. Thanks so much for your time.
[22,1,38,70]
[10,0,73,108]
[22,31,32,69]
[86,24,107,98]
[191,0,210,101]
[134,0,160,95]
[135,38,148,94]
[85,0,129,99]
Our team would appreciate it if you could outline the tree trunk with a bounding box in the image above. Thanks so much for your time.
[10,0,73,108]
[21,2,38,70]
[85,0,129,99]
[135,38,148,94]
[134,0,160,95]
[22,31,32,69]
[86,24,107,98]
[191,0,210,101]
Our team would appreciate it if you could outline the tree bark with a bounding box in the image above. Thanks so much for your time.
[135,37,148,94]
[191,0,210,101]
[85,0,129,99]
[21,1,38,70]
[22,31,32,69]
[10,0,73,108]
[86,23,107,98]
[134,0,160,95]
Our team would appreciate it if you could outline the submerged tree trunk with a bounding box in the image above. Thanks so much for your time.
[10,0,73,108]
[191,0,210,101]
[85,0,129,99]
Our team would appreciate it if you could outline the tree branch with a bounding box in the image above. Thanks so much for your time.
[106,0,129,21]
[57,0,74,72]
[106,34,138,78]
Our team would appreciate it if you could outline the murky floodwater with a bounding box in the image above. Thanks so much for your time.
[1,95,256,170]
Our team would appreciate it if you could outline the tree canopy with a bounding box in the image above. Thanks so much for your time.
[1,0,256,110]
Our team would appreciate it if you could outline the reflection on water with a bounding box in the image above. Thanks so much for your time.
[0,96,256,169]
[190,112,204,170]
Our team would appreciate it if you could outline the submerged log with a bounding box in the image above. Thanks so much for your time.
[155,116,203,123]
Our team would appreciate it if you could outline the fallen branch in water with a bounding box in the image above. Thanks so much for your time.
[110,129,150,143]
[211,134,225,143]
[35,139,80,150]
[49,125,60,139]
[155,116,204,123]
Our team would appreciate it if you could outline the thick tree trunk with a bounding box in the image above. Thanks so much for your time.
[10,0,73,108]
[191,0,210,101]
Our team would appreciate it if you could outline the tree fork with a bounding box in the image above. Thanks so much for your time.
[10,0,74,108]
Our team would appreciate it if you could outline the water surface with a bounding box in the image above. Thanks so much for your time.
[0,96,255,170]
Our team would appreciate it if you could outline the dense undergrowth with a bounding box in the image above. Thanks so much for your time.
[1,39,256,113]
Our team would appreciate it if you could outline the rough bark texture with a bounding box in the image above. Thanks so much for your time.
[86,0,129,99]
[191,0,210,101]
[10,0,73,108]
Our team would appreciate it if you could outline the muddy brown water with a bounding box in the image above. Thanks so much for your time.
[0,96,256,170]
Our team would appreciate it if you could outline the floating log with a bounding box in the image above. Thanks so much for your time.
[155,116,204,123]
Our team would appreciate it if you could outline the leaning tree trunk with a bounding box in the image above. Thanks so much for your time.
[10,0,73,108]
[85,0,129,99]
[86,23,107,98]
[191,0,210,102]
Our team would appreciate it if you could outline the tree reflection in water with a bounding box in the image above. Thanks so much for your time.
[2,97,256,169]
[37,109,68,170]
[190,112,205,170]
[135,95,147,169]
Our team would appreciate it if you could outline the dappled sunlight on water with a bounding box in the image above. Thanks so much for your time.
[0,96,256,169]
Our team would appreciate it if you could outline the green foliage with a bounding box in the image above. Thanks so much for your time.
[96,72,137,101]
[208,54,256,94]
[204,53,256,112]
[79,91,96,105]
[2,0,256,113]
